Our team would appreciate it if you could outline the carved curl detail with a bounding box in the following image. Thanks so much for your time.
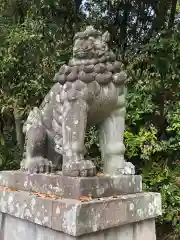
[54,61,126,86]
[53,26,127,91]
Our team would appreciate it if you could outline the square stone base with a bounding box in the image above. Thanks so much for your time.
[0,170,161,239]
[0,171,142,198]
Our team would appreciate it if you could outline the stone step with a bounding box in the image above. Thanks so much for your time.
[0,187,161,236]
[0,171,142,199]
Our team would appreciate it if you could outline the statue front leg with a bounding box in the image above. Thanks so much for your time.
[62,99,96,177]
[21,126,52,173]
[100,87,135,175]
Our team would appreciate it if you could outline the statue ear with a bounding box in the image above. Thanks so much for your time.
[102,31,110,42]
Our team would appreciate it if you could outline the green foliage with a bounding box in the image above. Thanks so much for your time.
[0,0,83,167]
[0,19,72,111]
[86,24,180,236]
[84,0,176,56]
[124,26,180,235]
[143,162,180,228]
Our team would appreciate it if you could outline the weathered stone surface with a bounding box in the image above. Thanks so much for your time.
[0,213,157,240]
[21,26,130,177]
[63,192,161,236]
[0,171,142,198]
[0,212,4,240]
[3,214,36,240]
[36,225,65,240]
[0,187,161,236]
[134,219,156,240]
[0,188,52,228]
[0,212,3,229]
[105,224,134,240]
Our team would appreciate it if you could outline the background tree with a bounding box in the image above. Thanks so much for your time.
[84,0,179,56]
[0,0,84,164]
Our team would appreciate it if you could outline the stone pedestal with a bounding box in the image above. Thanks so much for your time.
[0,171,162,240]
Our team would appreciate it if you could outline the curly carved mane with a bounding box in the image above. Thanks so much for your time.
[53,26,127,87]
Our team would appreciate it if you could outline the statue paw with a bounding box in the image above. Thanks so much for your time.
[62,160,96,177]
[79,160,96,177]
[21,157,53,174]
[117,162,135,175]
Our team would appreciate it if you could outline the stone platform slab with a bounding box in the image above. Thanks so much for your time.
[0,187,161,236]
[0,171,142,199]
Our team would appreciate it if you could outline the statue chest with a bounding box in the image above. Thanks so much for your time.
[88,83,119,125]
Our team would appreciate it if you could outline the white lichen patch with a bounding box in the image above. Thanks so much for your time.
[153,195,162,215]
[137,208,144,218]
[56,94,61,103]
[31,198,36,210]
[50,91,54,97]
[62,205,78,235]
[148,203,155,216]
[132,176,135,184]
[9,204,14,213]
[2,179,5,185]
[14,203,21,218]
[97,186,105,196]
[88,208,100,232]
[66,126,71,132]
[0,198,7,212]
[66,149,73,157]
[56,206,61,215]
[8,195,14,205]
[29,180,33,187]
[35,217,42,225]
[139,181,143,191]
[129,203,134,211]
[42,216,49,224]
[24,208,32,218]
[74,120,79,125]
[24,180,28,188]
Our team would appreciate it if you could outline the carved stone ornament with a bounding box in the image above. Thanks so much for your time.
[20,26,135,177]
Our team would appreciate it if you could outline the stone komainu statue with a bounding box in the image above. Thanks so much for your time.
[20,26,135,177]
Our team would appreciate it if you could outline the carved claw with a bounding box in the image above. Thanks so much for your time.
[21,157,53,174]
[80,160,96,177]
[116,162,135,175]
[62,160,96,177]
